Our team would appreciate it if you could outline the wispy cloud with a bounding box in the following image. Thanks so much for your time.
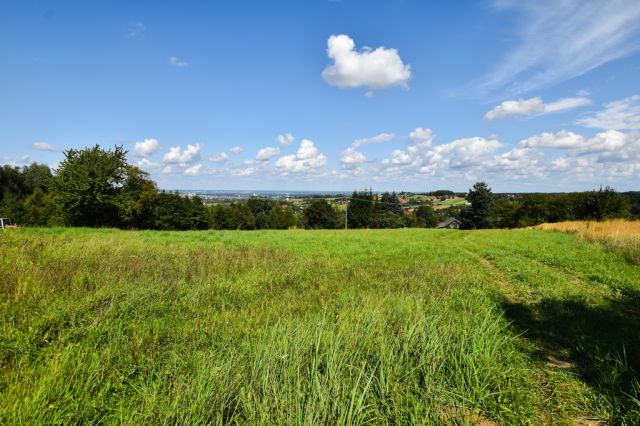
[577,95,640,130]
[169,56,189,68]
[352,132,395,148]
[127,21,145,40]
[31,141,60,152]
[484,96,591,120]
[479,0,640,96]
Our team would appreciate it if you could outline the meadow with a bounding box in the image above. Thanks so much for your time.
[1,227,639,424]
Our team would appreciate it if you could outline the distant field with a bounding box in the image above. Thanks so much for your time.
[1,228,639,424]
[433,197,467,210]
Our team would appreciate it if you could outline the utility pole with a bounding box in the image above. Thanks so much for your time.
[344,201,348,230]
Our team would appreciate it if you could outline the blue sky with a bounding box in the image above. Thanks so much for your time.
[2,0,640,192]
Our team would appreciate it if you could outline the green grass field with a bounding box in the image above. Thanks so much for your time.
[433,197,467,210]
[1,228,639,424]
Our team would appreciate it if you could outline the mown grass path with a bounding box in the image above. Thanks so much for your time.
[1,228,639,424]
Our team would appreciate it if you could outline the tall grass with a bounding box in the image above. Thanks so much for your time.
[534,219,640,263]
[1,227,639,423]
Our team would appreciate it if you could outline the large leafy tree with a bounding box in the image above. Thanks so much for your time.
[117,166,158,229]
[53,145,127,227]
[378,192,403,215]
[347,189,374,228]
[0,165,28,203]
[575,186,630,220]
[21,163,53,194]
[304,199,340,229]
[415,204,437,228]
[463,181,494,229]
[228,202,256,230]
[268,204,296,229]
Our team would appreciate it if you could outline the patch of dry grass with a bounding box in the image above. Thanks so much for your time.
[534,220,640,264]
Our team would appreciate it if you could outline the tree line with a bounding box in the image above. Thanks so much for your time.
[1,145,636,230]
[459,181,636,229]
[0,145,428,230]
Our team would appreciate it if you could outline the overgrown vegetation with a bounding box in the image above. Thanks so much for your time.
[1,227,639,423]
[535,219,640,264]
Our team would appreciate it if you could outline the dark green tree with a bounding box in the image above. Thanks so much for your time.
[23,187,51,226]
[378,192,403,215]
[117,166,158,229]
[0,191,26,224]
[492,197,522,228]
[304,199,340,229]
[228,203,256,230]
[463,181,494,229]
[183,196,208,230]
[255,211,269,229]
[575,186,630,220]
[246,197,276,218]
[415,205,437,228]
[268,204,296,229]
[52,145,127,227]
[347,189,374,228]
[153,191,187,230]
[0,165,28,203]
[21,163,53,194]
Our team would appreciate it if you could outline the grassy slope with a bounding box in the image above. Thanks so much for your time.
[1,228,639,424]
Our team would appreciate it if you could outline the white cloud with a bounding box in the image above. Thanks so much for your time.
[31,141,59,152]
[425,136,502,169]
[520,130,585,149]
[576,95,640,130]
[545,97,593,113]
[163,143,202,163]
[551,157,571,171]
[183,164,202,176]
[255,146,280,161]
[483,146,547,180]
[230,167,256,177]
[514,129,638,164]
[134,138,159,157]
[578,130,636,162]
[407,127,435,153]
[322,34,411,90]
[209,152,228,163]
[484,96,591,120]
[389,149,413,165]
[339,147,366,168]
[231,146,242,154]
[485,97,544,120]
[136,158,160,169]
[169,56,189,68]
[161,166,173,174]
[277,133,294,145]
[480,1,640,95]
[352,132,395,148]
[275,139,327,173]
